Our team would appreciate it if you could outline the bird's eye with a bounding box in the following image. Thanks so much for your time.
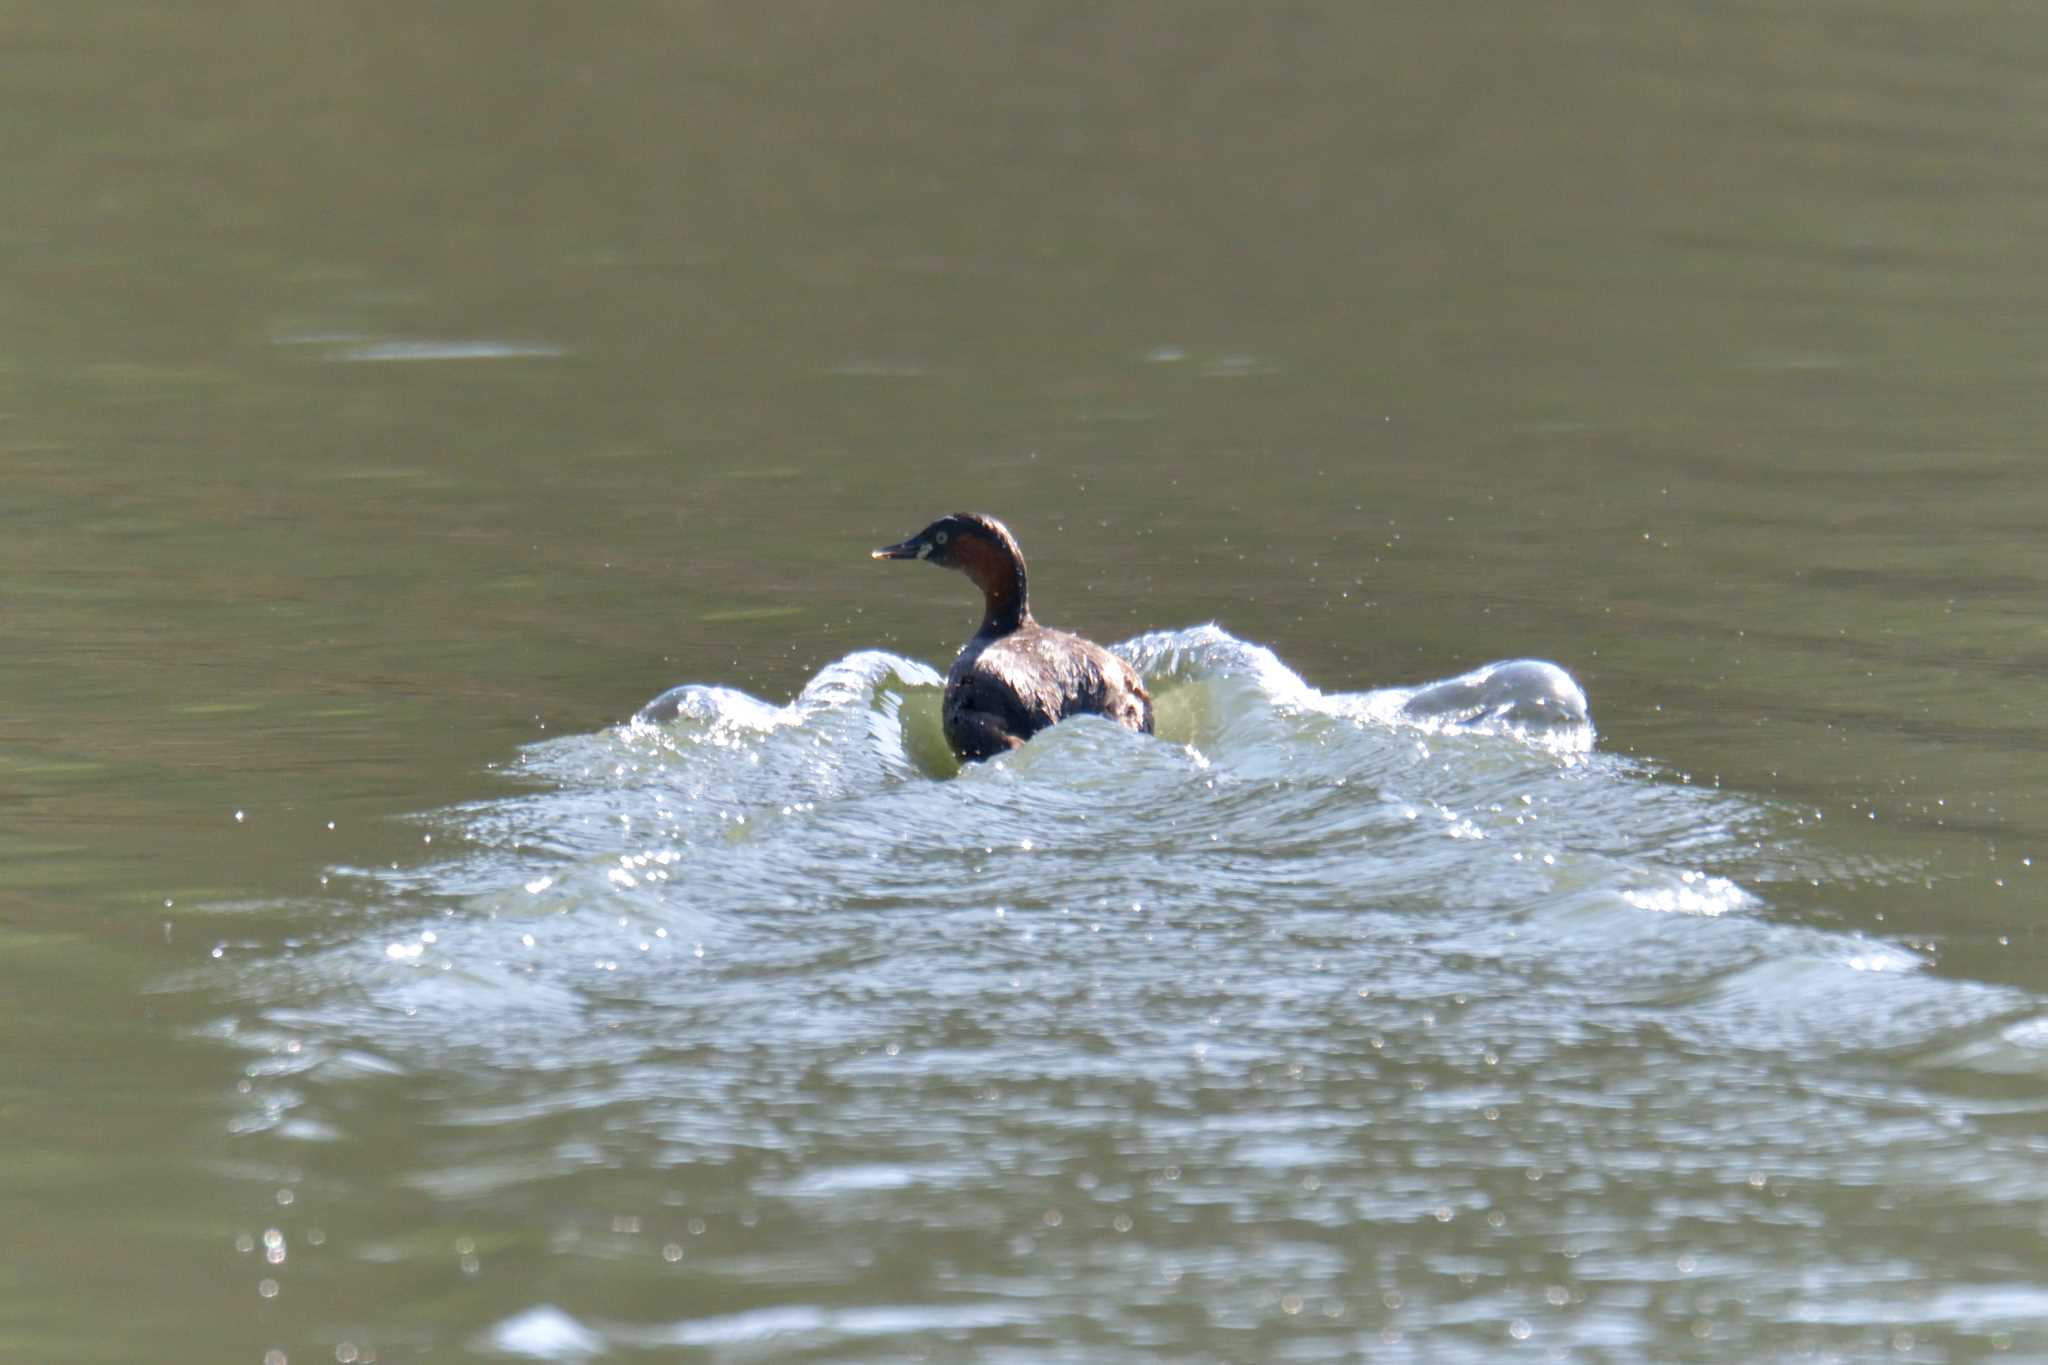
[934,530,949,545]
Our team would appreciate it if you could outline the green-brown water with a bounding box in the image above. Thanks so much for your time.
[6,2,2048,1360]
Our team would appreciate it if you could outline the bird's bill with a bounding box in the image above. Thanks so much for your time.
[870,536,924,560]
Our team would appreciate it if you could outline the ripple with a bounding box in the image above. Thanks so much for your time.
[324,338,566,362]
[195,625,2047,1360]
[482,1305,605,1360]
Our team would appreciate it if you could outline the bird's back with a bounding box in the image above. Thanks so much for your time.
[944,624,1153,757]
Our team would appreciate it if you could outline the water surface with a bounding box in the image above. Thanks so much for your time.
[5,1,2048,1361]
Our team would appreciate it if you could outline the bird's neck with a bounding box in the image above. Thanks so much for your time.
[956,536,1030,637]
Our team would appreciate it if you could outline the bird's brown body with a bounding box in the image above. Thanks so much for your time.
[872,513,1154,761]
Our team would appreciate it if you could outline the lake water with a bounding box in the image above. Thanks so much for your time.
[5,2,2047,1361]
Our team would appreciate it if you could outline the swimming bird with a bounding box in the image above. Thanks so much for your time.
[871,513,1154,761]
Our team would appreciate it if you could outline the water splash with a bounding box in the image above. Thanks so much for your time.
[188,626,2044,1362]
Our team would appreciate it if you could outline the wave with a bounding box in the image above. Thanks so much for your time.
[181,627,2048,1361]
[194,626,2037,1079]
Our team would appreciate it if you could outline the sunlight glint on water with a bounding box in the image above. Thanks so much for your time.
[198,628,2048,1361]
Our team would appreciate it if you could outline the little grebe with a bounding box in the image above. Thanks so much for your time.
[872,513,1155,761]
